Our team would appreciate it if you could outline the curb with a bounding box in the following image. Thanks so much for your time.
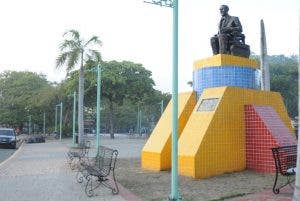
[118,181,144,201]
[0,140,25,168]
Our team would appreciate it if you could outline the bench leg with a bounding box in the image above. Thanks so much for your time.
[85,175,94,197]
[100,174,119,195]
[70,157,82,170]
[273,173,295,194]
[66,153,71,164]
[66,154,74,166]
[76,170,84,183]
[287,176,295,188]
[85,175,101,197]
[273,171,280,194]
[111,171,119,194]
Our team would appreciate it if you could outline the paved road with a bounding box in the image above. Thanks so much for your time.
[0,137,146,201]
[0,135,25,162]
[78,135,147,158]
[0,146,16,162]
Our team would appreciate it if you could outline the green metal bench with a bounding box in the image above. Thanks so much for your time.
[271,145,297,194]
[76,145,119,197]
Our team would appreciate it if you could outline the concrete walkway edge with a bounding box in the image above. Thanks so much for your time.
[0,141,25,168]
[118,181,144,201]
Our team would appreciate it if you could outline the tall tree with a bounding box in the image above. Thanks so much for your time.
[84,60,156,138]
[269,55,298,118]
[101,61,126,139]
[251,54,298,117]
[0,71,55,130]
[56,30,102,144]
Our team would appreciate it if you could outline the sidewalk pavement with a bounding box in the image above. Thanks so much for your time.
[0,136,296,201]
[0,138,142,201]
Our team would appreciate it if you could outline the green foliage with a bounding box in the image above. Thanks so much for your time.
[250,54,298,117]
[0,71,56,129]
[268,55,298,118]
[56,29,102,72]
[83,60,170,136]
[0,59,170,136]
[3,54,296,136]
[56,29,102,142]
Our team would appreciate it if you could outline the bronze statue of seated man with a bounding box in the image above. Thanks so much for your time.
[210,5,250,58]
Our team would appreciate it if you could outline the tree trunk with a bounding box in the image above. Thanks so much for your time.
[78,63,85,144]
[63,106,70,123]
[108,99,114,139]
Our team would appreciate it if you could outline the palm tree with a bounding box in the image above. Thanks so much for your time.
[56,29,102,144]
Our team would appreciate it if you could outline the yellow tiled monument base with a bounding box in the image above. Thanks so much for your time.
[178,87,292,178]
[141,92,196,171]
[193,54,259,70]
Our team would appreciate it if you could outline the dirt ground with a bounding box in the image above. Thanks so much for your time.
[115,158,283,201]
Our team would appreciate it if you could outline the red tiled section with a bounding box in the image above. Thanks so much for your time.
[244,105,296,173]
[253,106,296,146]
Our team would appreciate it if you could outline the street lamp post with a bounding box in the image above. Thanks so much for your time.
[137,105,142,135]
[28,115,32,135]
[55,103,63,141]
[43,112,46,135]
[86,65,102,152]
[292,23,300,201]
[73,91,77,145]
[55,106,58,133]
[139,109,142,134]
[137,105,139,134]
[60,102,63,141]
[96,64,102,151]
[144,0,180,200]
[160,100,164,115]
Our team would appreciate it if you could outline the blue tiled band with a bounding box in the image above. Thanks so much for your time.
[193,66,260,99]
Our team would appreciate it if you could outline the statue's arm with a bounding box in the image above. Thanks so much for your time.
[233,17,243,33]
[220,17,243,34]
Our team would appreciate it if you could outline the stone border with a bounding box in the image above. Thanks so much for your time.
[117,181,144,201]
[0,140,25,168]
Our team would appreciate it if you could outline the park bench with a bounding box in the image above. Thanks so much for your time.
[271,145,297,194]
[76,145,119,197]
[26,135,45,143]
[67,140,91,170]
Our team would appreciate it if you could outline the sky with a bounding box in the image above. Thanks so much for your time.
[0,0,298,93]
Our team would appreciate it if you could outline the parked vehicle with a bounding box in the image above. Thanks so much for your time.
[0,128,16,149]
